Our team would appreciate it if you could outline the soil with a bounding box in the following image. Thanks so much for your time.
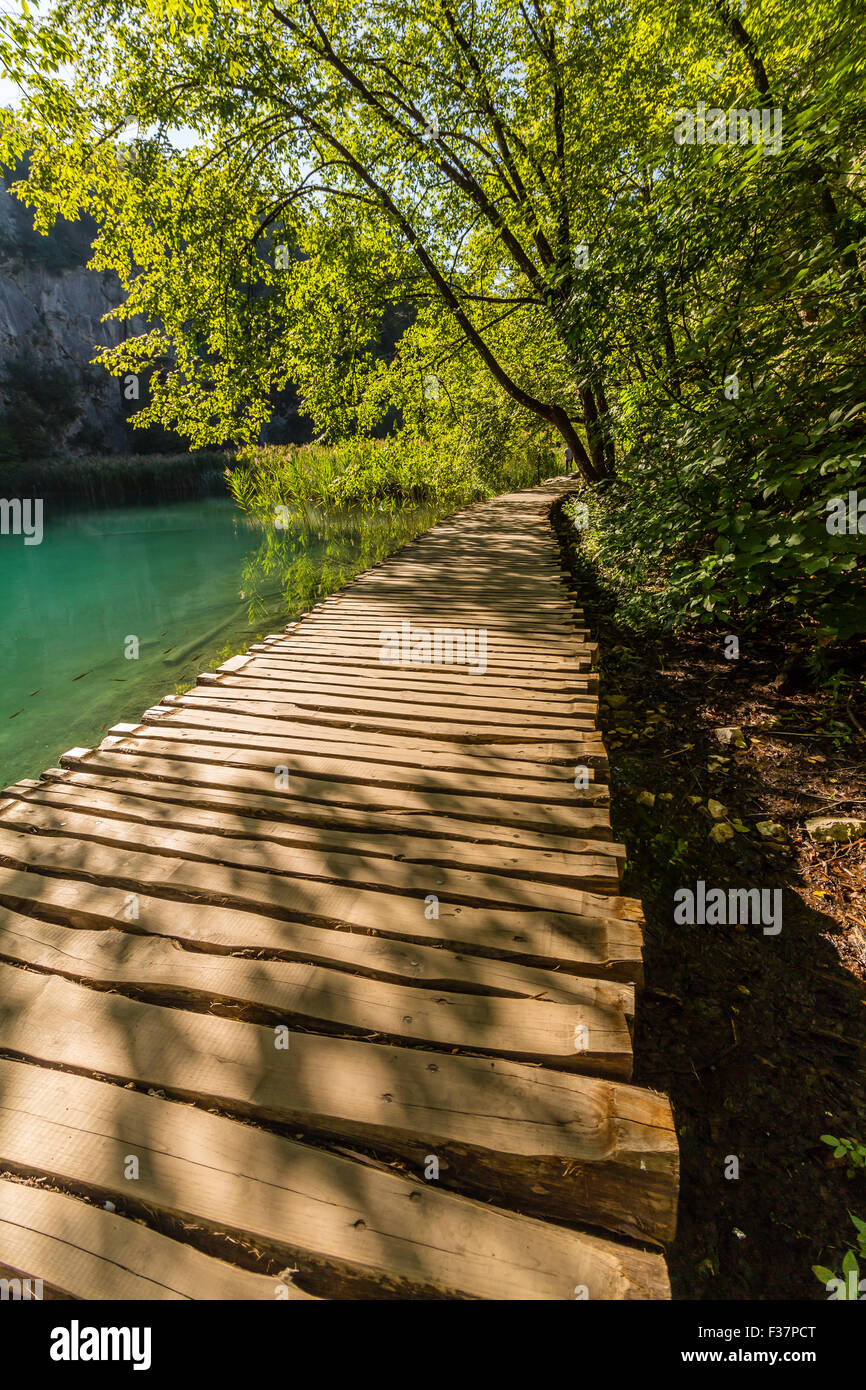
[555,507,866,1300]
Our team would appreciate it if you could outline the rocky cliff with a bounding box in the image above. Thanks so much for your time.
[0,168,136,457]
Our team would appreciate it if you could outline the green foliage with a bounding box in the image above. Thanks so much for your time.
[821,1135,866,1179]
[228,435,563,525]
[813,1140,866,1296]
[813,1215,866,1298]
[0,156,97,272]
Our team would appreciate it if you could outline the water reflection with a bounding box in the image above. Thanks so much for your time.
[237,500,442,622]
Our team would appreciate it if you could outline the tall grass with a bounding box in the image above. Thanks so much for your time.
[228,435,567,525]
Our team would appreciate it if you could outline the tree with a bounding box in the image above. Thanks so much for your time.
[0,0,632,480]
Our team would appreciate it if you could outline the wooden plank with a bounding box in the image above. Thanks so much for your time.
[171,683,596,734]
[139,705,609,768]
[191,675,594,728]
[227,654,598,695]
[285,625,593,649]
[300,615,585,637]
[202,672,597,720]
[0,893,633,1010]
[29,768,615,855]
[242,650,594,682]
[86,731,598,805]
[0,799,625,903]
[3,777,623,890]
[281,623,592,648]
[0,912,631,1074]
[0,850,645,984]
[277,641,595,671]
[162,691,587,742]
[0,969,673,1241]
[0,1181,312,1300]
[54,747,616,837]
[107,719,608,782]
[0,1060,670,1298]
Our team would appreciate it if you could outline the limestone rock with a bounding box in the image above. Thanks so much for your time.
[805,817,866,844]
[713,726,747,749]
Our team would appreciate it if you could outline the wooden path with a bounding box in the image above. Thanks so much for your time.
[0,477,677,1300]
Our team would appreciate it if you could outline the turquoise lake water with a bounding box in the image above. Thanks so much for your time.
[0,493,437,788]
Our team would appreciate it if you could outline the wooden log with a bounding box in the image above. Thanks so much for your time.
[0,966,679,1244]
[106,719,607,781]
[2,780,623,892]
[90,732,597,804]
[0,1059,670,1298]
[26,769,614,856]
[0,844,645,983]
[138,706,609,768]
[201,672,597,720]
[0,897,633,1011]
[224,654,598,695]
[54,746,616,837]
[165,685,595,737]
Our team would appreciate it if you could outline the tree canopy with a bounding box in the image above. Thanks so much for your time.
[1,0,864,635]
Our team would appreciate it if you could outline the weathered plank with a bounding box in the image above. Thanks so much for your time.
[2,778,624,890]
[22,767,617,850]
[0,1181,312,1300]
[0,914,630,1073]
[0,967,679,1242]
[108,719,607,781]
[54,746,617,837]
[88,731,600,804]
[0,851,645,984]
[0,1060,670,1298]
[224,653,598,695]
[0,799,627,911]
[141,704,608,765]
[162,686,594,738]
[201,672,597,720]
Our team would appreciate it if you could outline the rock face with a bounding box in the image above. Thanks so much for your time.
[0,171,132,456]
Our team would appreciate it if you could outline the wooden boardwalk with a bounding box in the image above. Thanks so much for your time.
[0,477,677,1300]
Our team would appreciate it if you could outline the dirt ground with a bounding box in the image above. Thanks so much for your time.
[555,507,866,1300]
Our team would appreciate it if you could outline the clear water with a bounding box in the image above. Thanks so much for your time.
[0,493,439,787]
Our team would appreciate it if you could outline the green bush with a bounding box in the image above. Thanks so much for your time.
[567,370,866,646]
